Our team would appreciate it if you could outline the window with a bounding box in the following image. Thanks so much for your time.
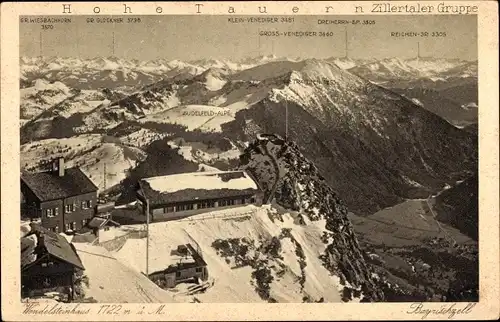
[196,267,203,273]
[70,222,76,230]
[66,203,77,213]
[65,224,70,231]
[221,199,235,207]
[178,204,194,211]
[199,201,215,209]
[41,262,47,267]
[82,200,92,209]
[46,207,60,218]
[176,271,181,278]
[82,219,87,227]
[242,198,246,205]
[55,225,59,232]
[165,206,175,213]
[250,197,256,204]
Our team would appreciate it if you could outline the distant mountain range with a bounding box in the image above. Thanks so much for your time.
[21,56,478,128]
[21,56,477,88]
[349,57,477,82]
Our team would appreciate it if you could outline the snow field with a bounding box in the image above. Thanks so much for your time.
[139,105,233,132]
[111,205,343,302]
[74,243,177,303]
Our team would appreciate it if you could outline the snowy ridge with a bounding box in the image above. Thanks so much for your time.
[266,59,389,138]
[241,136,386,301]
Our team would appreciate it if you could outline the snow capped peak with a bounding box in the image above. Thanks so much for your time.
[196,68,229,91]
[32,78,70,93]
[166,59,193,70]
[300,59,345,80]
[238,54,294,67]
[258,54,278,61]
[404,57,466,75]
[328,57,358,70]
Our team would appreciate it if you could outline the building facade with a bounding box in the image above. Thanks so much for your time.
[21,224,85,301]
[136,171,263,222]
[149,244,208,289]
[21,158,98,233]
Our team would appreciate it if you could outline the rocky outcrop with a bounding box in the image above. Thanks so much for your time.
[240,134,385,301]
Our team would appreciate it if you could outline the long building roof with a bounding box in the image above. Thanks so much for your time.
[138,171,259,206]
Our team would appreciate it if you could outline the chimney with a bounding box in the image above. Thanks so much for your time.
[54,157,65,177]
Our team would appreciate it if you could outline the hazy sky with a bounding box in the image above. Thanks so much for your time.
[20,15,477,61]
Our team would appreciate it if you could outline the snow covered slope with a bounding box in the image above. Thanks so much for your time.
[240,135,386,301]
[20,79,75,120]
[74,243,177,303]
[21,134,147,191]
[139,105,233,132]
[221,59,477,214]
[112,205,347,303]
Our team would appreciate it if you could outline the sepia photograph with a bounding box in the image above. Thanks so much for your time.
[16,12,481,306]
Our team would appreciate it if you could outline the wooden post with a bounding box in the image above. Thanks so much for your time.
[146,199,149,277]
[137,182,150,277]
[70,273,74,302]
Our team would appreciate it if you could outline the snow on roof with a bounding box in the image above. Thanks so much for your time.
[139,171,259,206]
[144,171,257,194]
[26,224,84,270]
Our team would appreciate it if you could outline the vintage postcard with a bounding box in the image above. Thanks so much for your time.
[1,1,498,321]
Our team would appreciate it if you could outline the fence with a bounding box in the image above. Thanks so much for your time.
[95,209,258,252]
[98,229,147,252]
[176,209,258,223]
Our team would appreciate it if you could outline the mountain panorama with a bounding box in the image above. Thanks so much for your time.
[20,55,478,303]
